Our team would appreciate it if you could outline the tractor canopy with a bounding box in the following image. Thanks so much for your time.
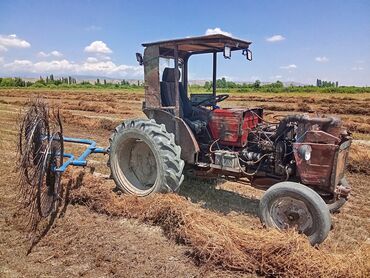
[139,34,252,116]
[142,34,252,57]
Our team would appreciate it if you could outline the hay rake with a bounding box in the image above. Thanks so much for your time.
[18,99,107,223]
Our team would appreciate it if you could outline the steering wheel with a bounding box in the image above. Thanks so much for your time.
[195,94,229,107]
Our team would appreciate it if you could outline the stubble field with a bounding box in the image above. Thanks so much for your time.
[0,88,369,277]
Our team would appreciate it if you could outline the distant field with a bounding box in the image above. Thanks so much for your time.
[1,87,369,139]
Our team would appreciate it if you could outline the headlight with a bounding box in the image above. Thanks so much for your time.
[298,145,312,161]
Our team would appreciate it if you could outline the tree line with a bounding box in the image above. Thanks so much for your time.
[202,77,284,90]
[316,79,338,88]
[0,75,368,93]
[189,77,368,93]
[0,75,144,89]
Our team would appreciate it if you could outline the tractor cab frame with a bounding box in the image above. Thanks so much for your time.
[137,34,252,164]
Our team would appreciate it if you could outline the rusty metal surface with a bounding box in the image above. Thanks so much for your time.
[303,130,340,144]
[143,46,161,108]
[143,108,199,164]
[293,142,338,190]
[142,34,251,56]
[208,108,262,147]
[331,139,351,190]
[293,127,351,193]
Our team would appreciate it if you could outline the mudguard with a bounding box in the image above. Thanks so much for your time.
[143,108,200,164]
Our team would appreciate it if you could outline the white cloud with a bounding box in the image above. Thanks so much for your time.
[280,64,297,69]
[0,45,7,52]
[86,57,99,63]
[270,75,283,79]
[351,66,364,71]
[0,57,3,64]
[38,50,63,57]
[0,34,31,50]
[315,56,329,63]
[97,54,111,61]
[33,59,77,72]
[86,55,111,63]
[51,50,63,57]
[3,58,142,78]
[3,59,34,71]
[205,28,232,37]
[84,41,112,54]
[266,35,285,42]
[38,51,48,57]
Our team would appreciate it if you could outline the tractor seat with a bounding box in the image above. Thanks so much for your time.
[160,68,210,134]
[160,67,193,117]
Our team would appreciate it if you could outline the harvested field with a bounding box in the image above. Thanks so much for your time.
[68,172,369,277]
[1,88,369,277]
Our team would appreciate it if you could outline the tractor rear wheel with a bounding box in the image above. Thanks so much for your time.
[109,119,184,196]
[259,182,331,245]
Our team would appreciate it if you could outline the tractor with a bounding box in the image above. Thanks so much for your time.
[19,34,352,245]
[109,34,352,245]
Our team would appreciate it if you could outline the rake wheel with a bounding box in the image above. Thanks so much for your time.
[36,132,64,217]
[17,99,64,222]
[18,101,50,187]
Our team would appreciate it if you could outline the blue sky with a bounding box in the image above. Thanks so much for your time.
[0,0,369,85]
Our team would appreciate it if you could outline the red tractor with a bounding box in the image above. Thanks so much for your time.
[108,34,352,245]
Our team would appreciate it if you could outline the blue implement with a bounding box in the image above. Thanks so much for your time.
[54,137,108,173]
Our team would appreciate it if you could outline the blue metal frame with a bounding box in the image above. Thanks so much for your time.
[54,137,107,173]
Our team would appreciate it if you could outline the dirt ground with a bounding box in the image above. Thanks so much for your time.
[0,88,369,277]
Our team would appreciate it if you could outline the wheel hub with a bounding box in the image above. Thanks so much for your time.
[117,136,158,194]
[270,197,313,232]
[129,140,157,187]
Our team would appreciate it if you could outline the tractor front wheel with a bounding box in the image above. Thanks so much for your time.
[259,182,331,245]
[109,119,184,196]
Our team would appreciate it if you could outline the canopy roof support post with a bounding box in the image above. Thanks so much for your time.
[183,56,188,96]
[212,52,217,97]
[174,44,180,117]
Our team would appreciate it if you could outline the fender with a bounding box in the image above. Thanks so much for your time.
[143,108,200,164]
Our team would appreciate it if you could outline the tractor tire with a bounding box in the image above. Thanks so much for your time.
[328,198,347,214]
[259,182,331,245]
[109,119,184,196]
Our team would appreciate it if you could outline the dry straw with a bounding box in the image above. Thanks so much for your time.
[69,172,369,277]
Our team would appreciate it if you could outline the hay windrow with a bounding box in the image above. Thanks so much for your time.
[348,143,370,175]
[61,111,119,131]
[68,172,369,277]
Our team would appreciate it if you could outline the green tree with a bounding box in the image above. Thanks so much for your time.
[14,77,25,87]
[0,78,15,86]
[275,81,283,88]
[204,81,212,90]
[34,79,46,86]
[216,77,227,88]
[54,79,62,85]
[253,80,261,89]
[38,77,46,85]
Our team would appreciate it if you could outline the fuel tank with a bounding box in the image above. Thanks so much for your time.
[208,108,263,147]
